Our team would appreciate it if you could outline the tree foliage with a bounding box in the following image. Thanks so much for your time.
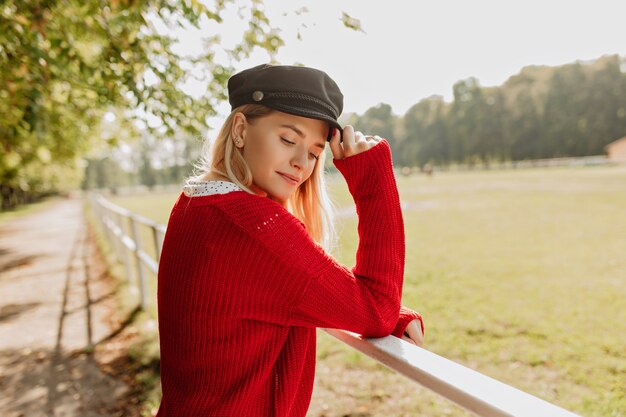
[1,0,284,198]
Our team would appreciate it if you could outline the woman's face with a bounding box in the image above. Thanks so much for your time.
[234,111,328,203]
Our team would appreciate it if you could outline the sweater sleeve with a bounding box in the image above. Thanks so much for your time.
[287,139,405,337]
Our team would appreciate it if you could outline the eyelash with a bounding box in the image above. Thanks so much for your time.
[280,137,319,161]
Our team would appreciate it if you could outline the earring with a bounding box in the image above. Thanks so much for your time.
[234,137,242,146]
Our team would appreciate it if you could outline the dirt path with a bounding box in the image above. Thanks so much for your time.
[0,198,138,417]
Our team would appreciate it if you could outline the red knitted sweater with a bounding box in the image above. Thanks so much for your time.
[156,140,424,416]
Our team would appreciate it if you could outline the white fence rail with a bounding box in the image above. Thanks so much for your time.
[89,194,165,309]
[88,193,582,417]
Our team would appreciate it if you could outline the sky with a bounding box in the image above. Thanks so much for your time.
[167,0,626,126]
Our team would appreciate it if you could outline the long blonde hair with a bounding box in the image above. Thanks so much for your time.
[191,104,336,250]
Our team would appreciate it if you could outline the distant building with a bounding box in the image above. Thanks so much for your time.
[605,137,626,163]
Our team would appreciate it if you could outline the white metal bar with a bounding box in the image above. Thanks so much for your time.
[151,226,161,263]
[323,329,581,417]
[137,249,158,275]
[130,217,147,309]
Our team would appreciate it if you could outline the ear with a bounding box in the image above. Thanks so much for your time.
[231,112,248,148]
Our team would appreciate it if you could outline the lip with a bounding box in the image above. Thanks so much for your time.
[277,172,300,185]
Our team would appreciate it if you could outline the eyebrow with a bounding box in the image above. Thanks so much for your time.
[280,124,326,150]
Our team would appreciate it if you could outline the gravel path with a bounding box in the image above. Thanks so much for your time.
[0,198,133,417]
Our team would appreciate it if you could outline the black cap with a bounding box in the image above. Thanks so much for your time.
[228,64,343,141]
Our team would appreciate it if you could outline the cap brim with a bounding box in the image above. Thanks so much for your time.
[260,103,343,142]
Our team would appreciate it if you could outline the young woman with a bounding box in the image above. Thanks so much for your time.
[156,64,424,417]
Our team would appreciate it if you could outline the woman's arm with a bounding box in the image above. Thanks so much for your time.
[287,136,404,337]
[206,132,424,339]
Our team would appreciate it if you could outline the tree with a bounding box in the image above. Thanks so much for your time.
[81,156,130,191]
[543,63,588,157]
[583,55,626,155]
[352,103,398,152]
[448,77,484,164]
[401,95,450,167]
[505,90,542,160]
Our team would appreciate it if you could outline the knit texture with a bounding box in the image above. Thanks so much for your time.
[156,140,423,417]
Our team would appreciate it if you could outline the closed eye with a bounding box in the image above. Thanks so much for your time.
[282,137,320,161]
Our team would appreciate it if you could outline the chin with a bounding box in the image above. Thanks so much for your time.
[268,195,289,207]
[269,186,295,202]
[255,181,294,205]
[273,191,291,203]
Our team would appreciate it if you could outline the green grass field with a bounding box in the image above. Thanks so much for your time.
[110,165,626,417]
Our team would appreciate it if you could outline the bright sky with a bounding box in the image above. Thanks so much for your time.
[170,0,626,126]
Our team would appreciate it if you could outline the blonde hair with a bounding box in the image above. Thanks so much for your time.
[191,104,336,251]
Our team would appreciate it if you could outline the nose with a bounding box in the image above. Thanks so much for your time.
[290,145,307,170]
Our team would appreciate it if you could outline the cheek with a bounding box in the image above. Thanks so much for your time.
[243,137,278,178]
[304,161,318,180]
[242,145,263,175]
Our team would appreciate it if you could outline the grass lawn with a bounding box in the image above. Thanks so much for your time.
[109,164,626,417]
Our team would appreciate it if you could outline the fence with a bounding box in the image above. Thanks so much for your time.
[88,193,582,417]
[429,155,609,173]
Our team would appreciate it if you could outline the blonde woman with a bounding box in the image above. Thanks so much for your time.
[156,64,424,417]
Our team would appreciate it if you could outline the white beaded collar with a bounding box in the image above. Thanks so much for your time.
[183,180,242,197]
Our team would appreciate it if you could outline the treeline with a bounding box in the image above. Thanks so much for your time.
[91,54,626,191]
[82,134,200,191]
[82,157,195,192]
[91,54,626,192]
[349,54,626,167]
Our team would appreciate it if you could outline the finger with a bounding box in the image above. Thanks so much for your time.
[406,323,424,346]
[354,131,371,150]
[342,125,355,156]
[401,335,417,346]
[329,128,344,160]
[354,131,367,144]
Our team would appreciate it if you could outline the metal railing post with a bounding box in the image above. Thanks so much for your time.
[109,208,124,266]
[130,216,147,310]
[152,226,162,263]
[115,212,133,284]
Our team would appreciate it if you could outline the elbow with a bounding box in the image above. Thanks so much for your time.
[362,303,400,338]
[362,318,397,338]
[376,318,398,338]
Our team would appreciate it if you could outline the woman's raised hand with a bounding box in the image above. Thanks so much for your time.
[329,125,382,160]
